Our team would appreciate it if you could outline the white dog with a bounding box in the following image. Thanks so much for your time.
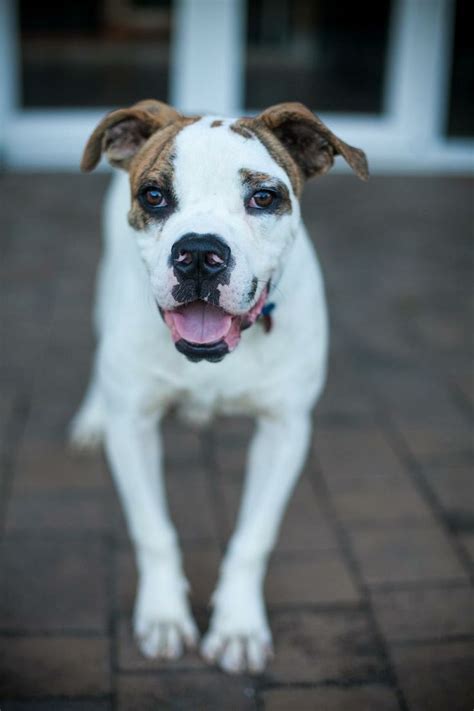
[70,100,368,674]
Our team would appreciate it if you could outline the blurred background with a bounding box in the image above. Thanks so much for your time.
[0,0,473,169]
[0,1,473,709]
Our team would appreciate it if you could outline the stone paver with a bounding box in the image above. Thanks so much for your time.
[0,173,472,708]
[5,490,108,533]
[11,441,109,493]
[390,641,474,711]
[116,673,258,710]
[423,463,474,520]
[371,585,474,642]
[261,685,401,711]
[0,637,111,698]
[348,523,468,586]
[267,609,388,684]
[266,550,361,606]
[315,426,438,527]
[0,539,108,633]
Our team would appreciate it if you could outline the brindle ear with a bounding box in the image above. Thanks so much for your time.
[257,102,369,181]
[80,99,182,172]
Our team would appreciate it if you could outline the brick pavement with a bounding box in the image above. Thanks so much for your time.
[0,173,472,710]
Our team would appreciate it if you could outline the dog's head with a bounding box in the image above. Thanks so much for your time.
[82,99,368,362]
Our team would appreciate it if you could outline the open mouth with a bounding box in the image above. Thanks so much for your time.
[162,288,268,362]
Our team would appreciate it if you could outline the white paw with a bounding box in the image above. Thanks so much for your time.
[135,617,198,660]
[201,627,273,674]
[68,408,104,453]
[201,588,273,674]
[133,578,199,661]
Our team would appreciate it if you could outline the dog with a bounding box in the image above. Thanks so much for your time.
[70,99,368,674]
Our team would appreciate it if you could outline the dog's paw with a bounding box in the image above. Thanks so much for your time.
[201,589,273,674]
[68,407,104,453]
[135,616,198,660]
[133,578,199,661]
[201,627,273,674]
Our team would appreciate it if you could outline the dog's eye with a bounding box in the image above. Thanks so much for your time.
[141,187,167,208]
[248,190,275,209]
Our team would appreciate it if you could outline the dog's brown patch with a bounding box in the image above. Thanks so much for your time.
[240,169,292,215]
[127,117,199,230]
[230,122,255,140]
[232,118,303,196]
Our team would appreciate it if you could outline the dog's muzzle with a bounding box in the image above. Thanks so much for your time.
[160,288,269,363]
[170,233,233,306]
[161,233,270,362]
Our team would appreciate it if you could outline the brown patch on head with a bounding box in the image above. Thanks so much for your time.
[249,121,304,196]
[231,118,302,196]
[211,119,223,128]
[230,121,255,140]
[240,169,292,215]
[127,116,199,230]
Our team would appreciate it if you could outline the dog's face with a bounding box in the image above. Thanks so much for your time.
[82,100,367,362]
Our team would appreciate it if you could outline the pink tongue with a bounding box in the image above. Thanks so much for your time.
[171,301,232,344]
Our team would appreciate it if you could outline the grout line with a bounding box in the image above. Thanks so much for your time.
[364,577,472,593]
[449,380,474,424]
[0,629,107,638]
[386,633,474,648]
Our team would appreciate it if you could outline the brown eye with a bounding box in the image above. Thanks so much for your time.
[142,187,167,208]
[249,190,274,209]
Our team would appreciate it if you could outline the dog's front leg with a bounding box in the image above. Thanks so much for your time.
[202,413,312,674]
[105,410,198,659]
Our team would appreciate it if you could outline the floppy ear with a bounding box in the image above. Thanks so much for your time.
[257,102,369,181]
[80,99,182,172]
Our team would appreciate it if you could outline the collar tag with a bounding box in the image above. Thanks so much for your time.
[259,301,276,334]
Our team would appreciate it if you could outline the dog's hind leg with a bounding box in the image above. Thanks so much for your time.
[68,248,112,451]
[68,362,105,452]
[202,413,312,674]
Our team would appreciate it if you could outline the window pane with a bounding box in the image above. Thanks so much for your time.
[19,0,171,108]
[245,0,392,113]
[447,0,474,137]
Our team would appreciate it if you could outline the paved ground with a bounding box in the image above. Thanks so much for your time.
[0,172,472,710]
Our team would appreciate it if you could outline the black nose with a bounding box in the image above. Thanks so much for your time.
[171,233,231,280]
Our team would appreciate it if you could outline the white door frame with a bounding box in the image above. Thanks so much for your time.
[1,0,472,172]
